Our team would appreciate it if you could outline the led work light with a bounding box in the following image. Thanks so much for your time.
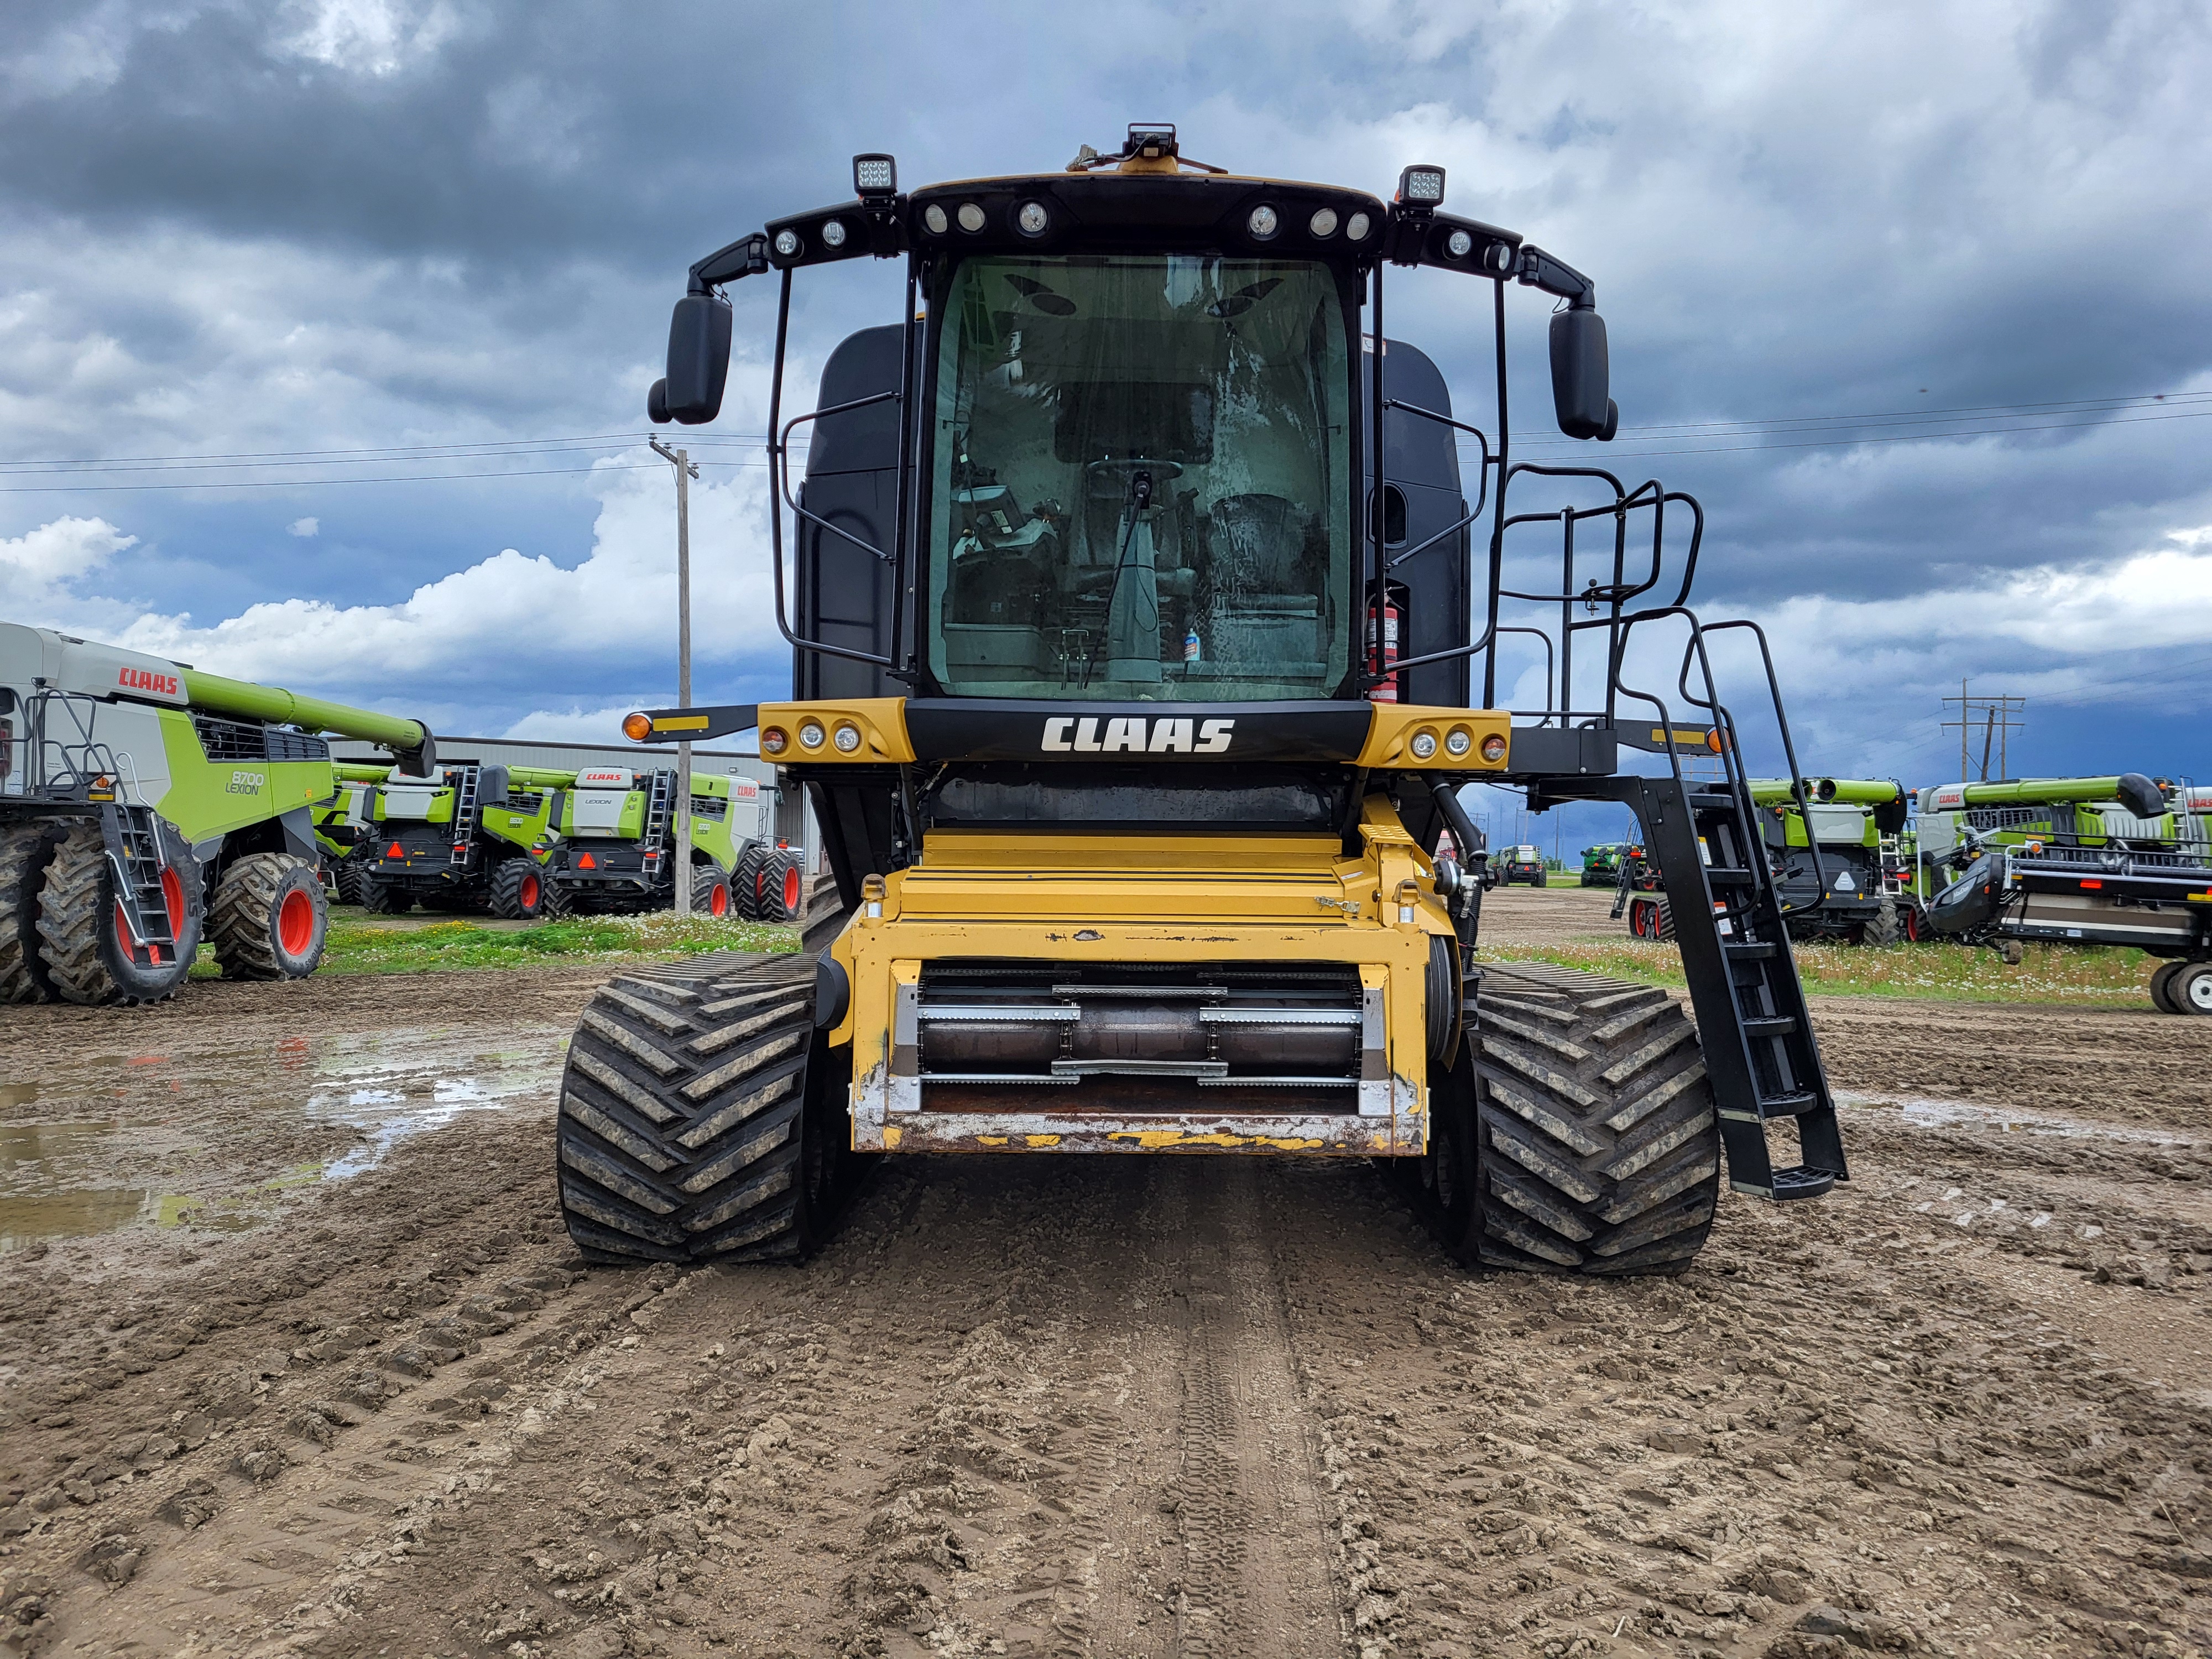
[852,153,898,198]
[1397,165,1446,209]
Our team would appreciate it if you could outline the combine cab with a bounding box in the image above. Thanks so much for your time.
[558,127,1850,1271]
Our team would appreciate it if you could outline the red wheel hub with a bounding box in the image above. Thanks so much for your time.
[782,866,801,913]
[520,873,540,911]
[278,886,316,957]
[710,883,728,917]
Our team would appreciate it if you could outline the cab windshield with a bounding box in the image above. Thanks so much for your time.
[925,254,1353,700]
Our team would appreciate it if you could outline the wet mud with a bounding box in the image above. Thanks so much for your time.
[1,961,2208,1658]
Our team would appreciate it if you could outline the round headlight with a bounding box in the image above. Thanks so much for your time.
[821,218,847,249]
[1479,733,1508,764]
[1345,212,1372,241]
[1016,201,1050,236]
[1410,729,1438,760]
[1248,205,1280,238]
[622,712,652,742]
[773,228,801,259]
[1446,228,1473,259]
[761,727,789,757]
[956,202,986,233]
[797,720,826,749]
[1486,241,1515,274]
[833,722,862,753]
[1308,207,1339,238]
[1444,726,1473,757]
[923,204,948,235]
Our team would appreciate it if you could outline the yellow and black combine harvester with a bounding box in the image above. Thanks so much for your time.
[559,127,1848,1275]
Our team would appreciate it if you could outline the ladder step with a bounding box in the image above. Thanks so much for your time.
[1704,867,1754,885]
[1753,1090,1821,1115]
[1741,1015,1799,1036]
[1770,1164,1838,1201]
[1721,941,1777,959]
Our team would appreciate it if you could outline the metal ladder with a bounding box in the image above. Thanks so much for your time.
[448,765,482,868]
[100,802,181,967]
[1668,780,1846,1199]
[639,768,676,883]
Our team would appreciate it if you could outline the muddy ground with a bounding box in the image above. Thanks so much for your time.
[2,894,2209,1658]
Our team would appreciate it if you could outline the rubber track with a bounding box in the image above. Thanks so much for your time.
[208,853,322,980]
[35,820,199,1006]
[0,822,62,1003]
[556,951,818,1264]
[1470,959,1720,1276]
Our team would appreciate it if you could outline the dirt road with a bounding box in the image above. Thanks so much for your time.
[2,961,2208,1658]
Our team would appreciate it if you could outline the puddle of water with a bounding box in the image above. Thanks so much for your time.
[303,1032,566,1182]
[0,1025,569,1250]
[1838,1088,2197,1148]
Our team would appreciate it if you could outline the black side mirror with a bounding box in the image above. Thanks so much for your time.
[1549,307,1618,441]
[477,765,510,808]
[2116,771,2164,819]
[658,292,733,425]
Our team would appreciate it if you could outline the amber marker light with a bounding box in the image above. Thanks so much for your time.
[1480,734,1508,763]
[622,711,653,742]
[761,727,789,756]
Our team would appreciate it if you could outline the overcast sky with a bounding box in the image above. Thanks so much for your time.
[3,0,2208,811]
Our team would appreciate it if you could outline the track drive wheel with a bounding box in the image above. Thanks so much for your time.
[691,866,733,919]
[354,869,413,914]
[209,853,328,980]
[1422,960,1720,1276]
[1626,894,1675,942]
[487,858,548,921]
[556,952,857,1263]
[35,819,204,1006]
[2166,962,2212,1016]
[0,821,66,1004]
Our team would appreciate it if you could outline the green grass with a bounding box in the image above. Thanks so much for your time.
[189,911,800,979]
[1483,936,2161,1006]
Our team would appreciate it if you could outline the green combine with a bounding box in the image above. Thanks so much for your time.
[1908,775,2212,1011]
[1578,841,1633,886]
[0,620,432,1005]
[346,759,781,921]
[1618,778,1908,946]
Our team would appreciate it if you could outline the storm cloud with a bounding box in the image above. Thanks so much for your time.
[2,0,2208,789]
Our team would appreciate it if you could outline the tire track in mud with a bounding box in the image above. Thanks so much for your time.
[1162,1161,1343,1659]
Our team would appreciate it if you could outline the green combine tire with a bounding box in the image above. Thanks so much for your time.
[758,852,803,924]
[555,953,847,1263]
[692,867,733,919]
[1423,960,1720,1276]
[36,820,203,1006]
[1860,896,1903,948]
[330,851,364,906]
[488,859,549,921]
[734,845,767,922]
[0,822,65,1004]
[209,853,327,980]
[354,870,413,914]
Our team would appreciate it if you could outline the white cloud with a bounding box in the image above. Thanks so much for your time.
[500,703,650,744]
[0,515,137,619]
[288,516,320,538]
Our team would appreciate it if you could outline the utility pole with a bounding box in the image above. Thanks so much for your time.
[650,439,699,917]
[1939,679,2027,782]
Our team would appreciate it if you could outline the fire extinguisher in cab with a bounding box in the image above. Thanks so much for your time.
[1366,594,1402,703]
